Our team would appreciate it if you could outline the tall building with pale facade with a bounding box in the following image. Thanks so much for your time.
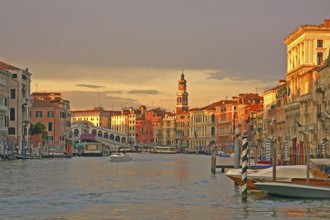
[0,61,31,149]
[0,69,10,149]
[188,102,217,152]
[284,19,330,160]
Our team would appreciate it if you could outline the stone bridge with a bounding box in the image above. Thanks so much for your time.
[71,121,129,147]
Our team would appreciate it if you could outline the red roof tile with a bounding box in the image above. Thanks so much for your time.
[0,61,20,70]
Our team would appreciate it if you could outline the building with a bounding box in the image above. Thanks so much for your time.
[0,69,10,149]
[284,19,330,160]
[315,51,330,157]
[146,107,166,145]
[111,108,130,135]
[0,61,32,150]
[162,112,176,146]
[30,92,71,151]
[215,100,236,152]
[71,107,117,128]
[188,102,217,152]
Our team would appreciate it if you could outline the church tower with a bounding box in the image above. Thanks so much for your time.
[176,70,189,113]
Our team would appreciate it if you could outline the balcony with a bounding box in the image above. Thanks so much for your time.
[0,103,8,112]
[284,102,300,111]
[218,120,229,124]
[307,123,316,132]
[0,85,9,94]
[298,93,313,103]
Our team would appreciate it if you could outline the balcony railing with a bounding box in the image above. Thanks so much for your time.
[298,93,313,103]
[0,104,8,112]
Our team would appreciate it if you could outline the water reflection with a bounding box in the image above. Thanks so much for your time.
[1,154,330,219]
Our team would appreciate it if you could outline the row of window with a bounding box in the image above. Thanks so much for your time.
[35,111,68,118]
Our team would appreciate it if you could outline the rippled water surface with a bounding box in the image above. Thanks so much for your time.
[1,154,330,219]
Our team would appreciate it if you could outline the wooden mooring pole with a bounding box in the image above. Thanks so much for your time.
[241,133,249,201]
[211,149,217,173]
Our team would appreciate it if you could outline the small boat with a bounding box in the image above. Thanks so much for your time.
[217,151,230,157]
[255,182,330,199]
[110,153,133,162]
[151,146,177,154]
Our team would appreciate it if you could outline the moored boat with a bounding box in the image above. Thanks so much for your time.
[225,165,326,190]
[255,182,330,199]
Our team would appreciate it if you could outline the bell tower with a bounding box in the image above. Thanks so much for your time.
[176,69,189,113]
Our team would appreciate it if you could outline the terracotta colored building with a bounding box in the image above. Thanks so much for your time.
[30,92,71,151]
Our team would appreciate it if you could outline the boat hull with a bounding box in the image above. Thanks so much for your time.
[110,153,133,162]
[255,182,330,199]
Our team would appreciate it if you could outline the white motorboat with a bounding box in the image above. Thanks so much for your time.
[110,153,133,162]
[255,182,330,199]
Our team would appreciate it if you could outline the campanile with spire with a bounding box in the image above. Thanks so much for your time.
[176,70,189,113]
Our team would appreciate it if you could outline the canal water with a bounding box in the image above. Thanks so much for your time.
[1,153,329,219]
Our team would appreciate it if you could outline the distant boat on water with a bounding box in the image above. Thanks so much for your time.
[150,146,177,154]
[110,152,133,162]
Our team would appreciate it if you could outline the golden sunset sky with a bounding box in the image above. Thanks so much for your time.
[1,0,329,111]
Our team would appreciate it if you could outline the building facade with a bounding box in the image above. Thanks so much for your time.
[30,92,71,151]
[0,69,10,150]
[71,107,116,128]
[0,61,32,150]
[284,19,330,161]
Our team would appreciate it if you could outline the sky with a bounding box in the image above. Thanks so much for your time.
[1,0,329,112]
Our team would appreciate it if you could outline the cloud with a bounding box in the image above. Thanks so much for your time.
[204,69,281,83]
[127,90,160,95]
[75,84,105,89]
[61,90,139,110]
[104,90,123,94]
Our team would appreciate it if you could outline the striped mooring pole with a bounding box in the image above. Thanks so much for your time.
[241,132,249,201]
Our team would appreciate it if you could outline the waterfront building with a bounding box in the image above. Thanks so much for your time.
[188,102,217,152]
[111,108,130,135]
[30,92,71,152]
[71,107,117,129]
[233,93,263,134]
[134,106,165,146]
[175,111,190,151]
[0,61,31,150]
[0,69,10,149]
[128,106,141,146]
[162,112,176,146]
[146,107,166,145]
[215,100,236,151]
[284,19,330,160]
[315,52,330,157]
